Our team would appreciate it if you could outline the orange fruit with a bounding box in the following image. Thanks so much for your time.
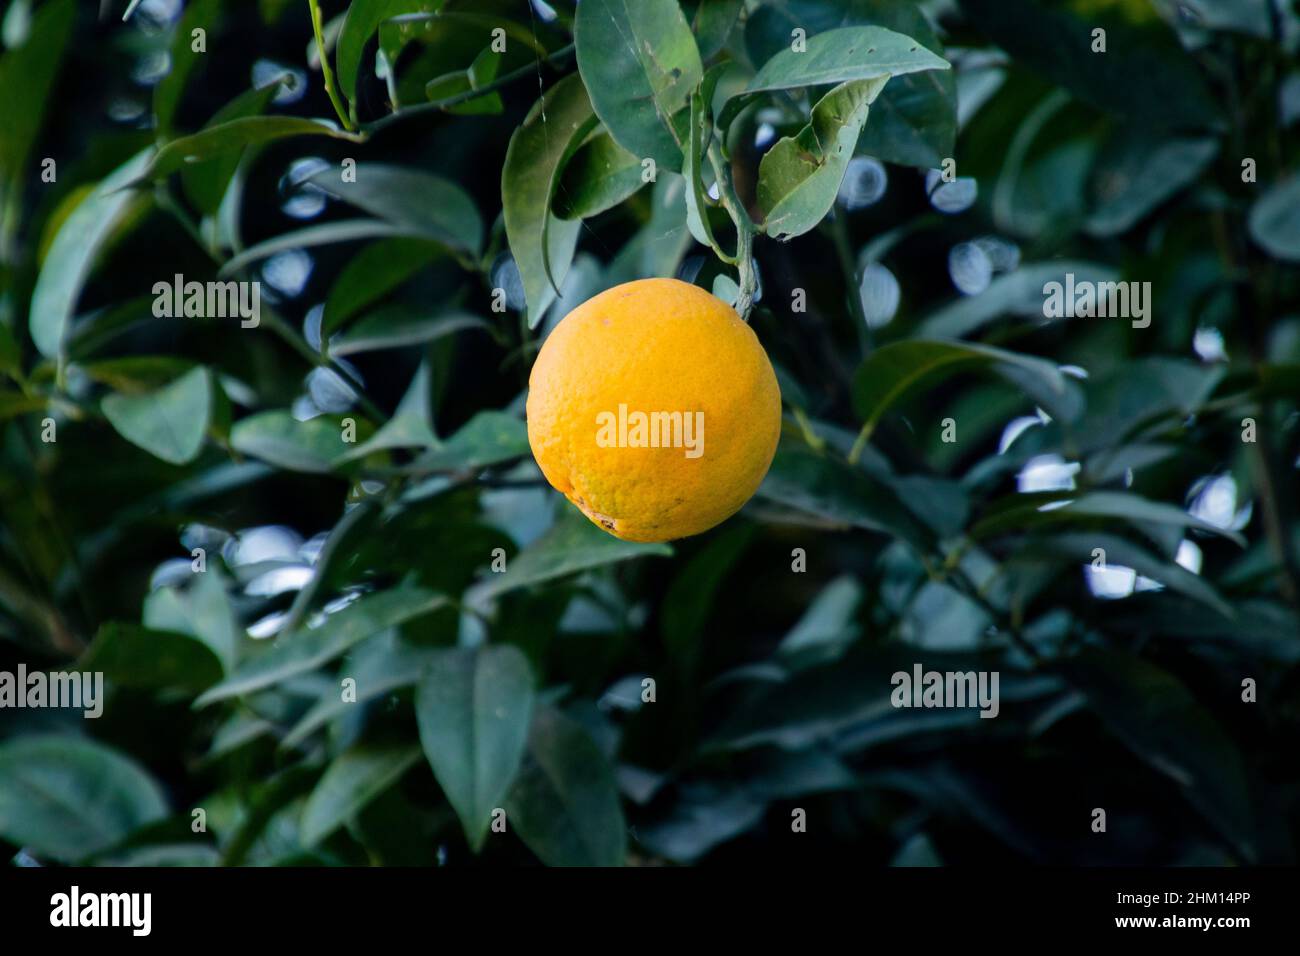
[526,278,782,542]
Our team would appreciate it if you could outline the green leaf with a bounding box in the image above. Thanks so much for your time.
[954,0,1221,131]
[851,340,1076,443]
[425,45,505,115]
[709,647,1044,751]
[322,238,441,334]
[0,736,168,863]
[1085,131,1218,237]
[757,77,888,240]
[1072,358,1225,455]
[503,705,627,866]
[757,440,933,550]
[971,491,1248,547]
[916,261,1119,339]
[726,25,949,129]
[181,82,283,216]
[554,130,645,220]
[77,623,223,692]
[279,500,383,635]
[100,844,221,866]
[230,410,368,473]
[682,64,730,256]
[1016,533,1233,618]
[661,523,755,669]
[475,510,672,600]
[306,163,483,255]
[220,219,424,276]
[328,307,490,357]
[692,0,744,59]
[101,366,213,466]
[629,173,695,280]
[406,410,528,472]
[282,630,439,748]
[195,585,448,706]
[300,744,422,846]
[337,0,436,104]
[143,567,241,672]
[744,0,957,168]
[0,0,73,180]
[574,0,704,172]
[340,364,438,460]
[1248,177,1300,262]
[29,151,152,360]
[153,0,223,135]
[138,116,363,183]
[415,645,536,850]
[778,574,864,667]
[1065,648,1255,861]
[636,783,766,862]
[502,73,599,327]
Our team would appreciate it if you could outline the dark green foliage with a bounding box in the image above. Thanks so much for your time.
[0,0,1297,868]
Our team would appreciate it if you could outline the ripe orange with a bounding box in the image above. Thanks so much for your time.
[526,278,782,542]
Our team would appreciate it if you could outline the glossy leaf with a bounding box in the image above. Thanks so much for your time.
[282,630,440,748]
[195,585,448,706]
[181,82,283,216]
[230,410,368,474]
[503,705,627,866]
[757,440,932,550]
[0,0,73,179]
[574,0,703,172]
[1248,177,1300,262]
[406,410,529,472]
[306,163,483,255]
[101,366,212,466]
[722,24,948,131]
[220,220,422,276]
[955,0,1221,131]
[322,238,441,333]
[851,340,1075,442]
[0,736,168,863]
[153,0,223,134]
[757,77,888,240]
[300,745,422,846]
[1086,132,1218,236]
[143,568,241,672]
[29,151,151,360]
[328,307,490,357]
[337,0,436,103]
[744,0,957,168]
[971,491,1248,547]
[138,117,363,183]
[415,645,536,850]
[77,622,223,692]
[554,130,645,220]
[1065,648,1255,861]
[917,261,1118,339]
[502,73,599,327]
[475,510,672,600]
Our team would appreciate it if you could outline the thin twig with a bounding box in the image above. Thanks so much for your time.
[308,0,354,132]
